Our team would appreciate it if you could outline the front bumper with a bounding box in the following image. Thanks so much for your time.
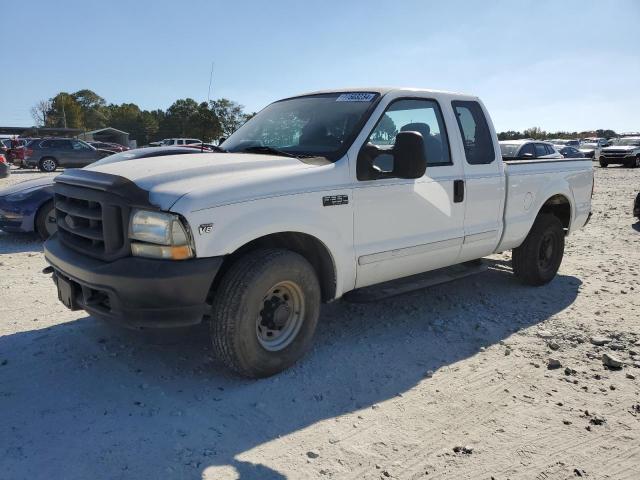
[600,154,635,165]
[44,235,223,328]
[0,205,31,232]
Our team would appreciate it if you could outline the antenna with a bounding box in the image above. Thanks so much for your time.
[207,61,214,104]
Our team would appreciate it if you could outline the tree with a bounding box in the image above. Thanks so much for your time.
[72,89,107,130]
[188,102,221,142]
[166,98,200,137]
[46,93,83,128]
[371,114,397,143]
[30,99,52,126]
[210,98,249,137]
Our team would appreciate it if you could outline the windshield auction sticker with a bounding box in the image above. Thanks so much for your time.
[336,93,376,102]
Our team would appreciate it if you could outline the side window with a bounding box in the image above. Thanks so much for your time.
[544,144,556,155]
[519,143,535,157]
[177,140,184,145]
[534,143,547,157]
[367,98,451,167]
[452,101,495,165]
[41,140,53,148]
[71,140,90,150]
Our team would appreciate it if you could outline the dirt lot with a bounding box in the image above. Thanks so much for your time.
[1,165,639,480]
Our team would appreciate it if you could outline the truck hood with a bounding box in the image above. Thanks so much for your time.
[602,145,638,152]
[86,152,337,211]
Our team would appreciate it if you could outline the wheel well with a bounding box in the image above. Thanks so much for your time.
[215,232,337,302]
[538,194,571,231]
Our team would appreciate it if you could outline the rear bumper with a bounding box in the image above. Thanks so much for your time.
[44,235,223,328]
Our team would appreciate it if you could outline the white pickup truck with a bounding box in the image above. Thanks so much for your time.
[44,88,593,377]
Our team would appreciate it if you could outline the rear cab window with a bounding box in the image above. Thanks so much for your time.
[452,100,495,165]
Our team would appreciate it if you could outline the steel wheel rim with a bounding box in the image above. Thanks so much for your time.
[537,231,557,272]
[256,280,305,352]
[42,159,56,171]
[45,209,57,236]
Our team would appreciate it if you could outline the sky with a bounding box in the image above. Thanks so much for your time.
[2,0,639,133]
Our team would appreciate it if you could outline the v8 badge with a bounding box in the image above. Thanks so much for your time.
[198,223,214,235]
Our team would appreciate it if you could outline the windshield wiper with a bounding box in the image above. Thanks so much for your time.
[239,146,298,158]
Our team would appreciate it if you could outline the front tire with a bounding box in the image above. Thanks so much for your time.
[38,157,58,172]
[35,201,57,240]
[599,161,608,168]
[209,249,321,378]
[512,214,565,286]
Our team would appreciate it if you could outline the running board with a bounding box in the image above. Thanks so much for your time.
[343,260,489,303]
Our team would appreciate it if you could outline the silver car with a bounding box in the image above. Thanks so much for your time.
[24,138,111,172]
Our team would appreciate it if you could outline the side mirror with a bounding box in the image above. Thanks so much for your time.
[392,131,427,179]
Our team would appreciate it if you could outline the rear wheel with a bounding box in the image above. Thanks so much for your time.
[38,157,58,172]
[512,214,565,286]
[209,249,321,378]
[35,201,57,240]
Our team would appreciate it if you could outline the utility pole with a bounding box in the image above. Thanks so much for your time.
[62,94,67,129]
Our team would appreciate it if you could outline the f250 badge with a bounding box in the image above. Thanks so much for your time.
[198,223,214,235]
[323,195,349,207]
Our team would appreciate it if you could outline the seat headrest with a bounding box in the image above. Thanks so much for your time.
[401,122,430,138]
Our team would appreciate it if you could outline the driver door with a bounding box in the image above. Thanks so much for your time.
[353,97,465,288]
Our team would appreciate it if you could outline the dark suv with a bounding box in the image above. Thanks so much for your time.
[24,138,111,172]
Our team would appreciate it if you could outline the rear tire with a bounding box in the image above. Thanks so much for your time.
[209,249,321,378]
[38,157,58,172]
[35,201,57,240]
[512,214,565,286]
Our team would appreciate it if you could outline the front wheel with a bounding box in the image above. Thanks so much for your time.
[35,201,57,240]
[512,214,565,286]
[599,161,608,168]
[631,156,640,169]
[209,249,321,378]
[38,157,58,172]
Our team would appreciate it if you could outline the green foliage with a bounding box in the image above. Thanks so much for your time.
[210,98,251,137]
[33,90,252,144]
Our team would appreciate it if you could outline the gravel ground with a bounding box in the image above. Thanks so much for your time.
[1,165,639,480]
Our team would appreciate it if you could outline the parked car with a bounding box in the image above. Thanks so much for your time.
[549,139,580,147]
[499,140,563,160]
[159,138,203,146]
[43,87,593,378]
[1,138,31,167]
[87,141,129,153]
[0,153,10,178]
[599,137,640,168]
[23,138,113,172]
[554,145,585,158]
[0,147,215,239]
[578,138,607,160]
[634,192,640,220]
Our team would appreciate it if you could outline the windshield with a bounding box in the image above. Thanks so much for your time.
[500,143,521,157]
[222,92,380,160]
[613,138,640,146]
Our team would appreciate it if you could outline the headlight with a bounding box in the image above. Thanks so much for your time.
[129,209,194,260]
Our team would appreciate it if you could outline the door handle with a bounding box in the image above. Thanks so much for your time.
[453,179,465,203]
